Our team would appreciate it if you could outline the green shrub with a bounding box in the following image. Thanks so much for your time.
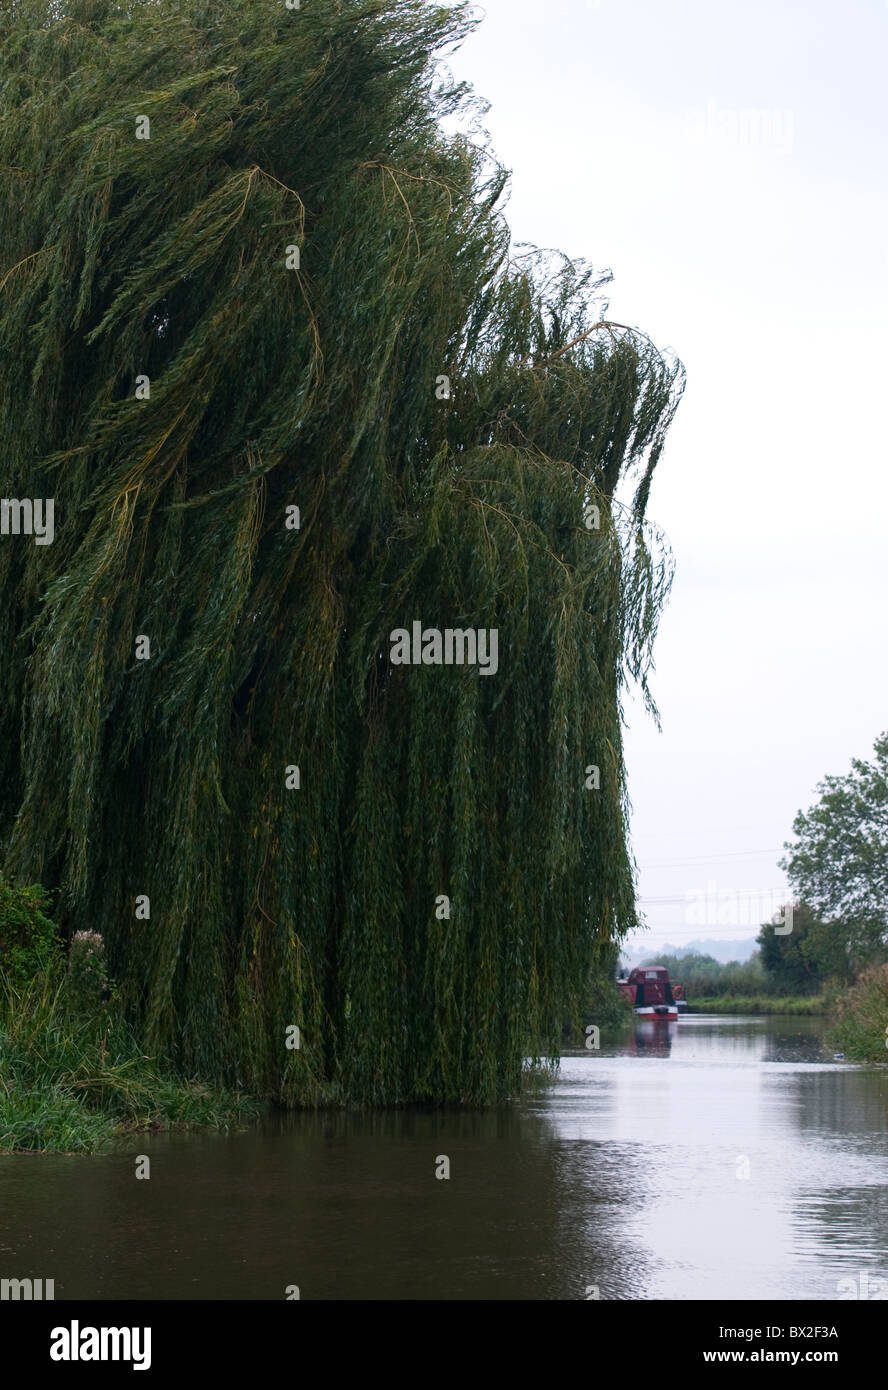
[0,872,62,992]
[65,929,111,1018]
[828,965,888,1060]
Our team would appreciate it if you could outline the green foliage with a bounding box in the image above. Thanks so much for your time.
[781,734,888,968]
[643,951,770,998]
[689,995,825,1016]
[0,871,63,992]
[0,1,682,1103]
[586,980,634,1034]
[827,964,888,1060]
[756,902,849,995]
[0,970,262,1153]
[66,929,111,1017]
[577,940,633,1034]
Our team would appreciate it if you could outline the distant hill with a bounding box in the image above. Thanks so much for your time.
[624,937,759,967]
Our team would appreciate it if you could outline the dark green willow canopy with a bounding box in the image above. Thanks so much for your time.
[0,0,683,1102]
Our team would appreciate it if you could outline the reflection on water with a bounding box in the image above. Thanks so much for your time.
[1,1017,886,1299]
[625,1019,677,1056]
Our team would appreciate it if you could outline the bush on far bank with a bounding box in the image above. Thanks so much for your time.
[827,964,888,1061]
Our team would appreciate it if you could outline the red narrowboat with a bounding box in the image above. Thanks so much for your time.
[618,965,679,1020]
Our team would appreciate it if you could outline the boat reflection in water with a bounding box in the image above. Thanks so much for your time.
[629,1019,677,1056]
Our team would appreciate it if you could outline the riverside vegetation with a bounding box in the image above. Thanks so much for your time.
[0,873,564,1151]
[641,945,829,1017]
[642,890,888,1050]
[0,0,683,1106]
[638,732,888,1056]
[0,874,261,1153]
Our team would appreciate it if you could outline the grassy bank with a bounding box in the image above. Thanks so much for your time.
[0,974,263,1154]
[827,965,888,1060]
[689,995,826,1016]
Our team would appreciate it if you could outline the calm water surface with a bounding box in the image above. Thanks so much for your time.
[2,1016,886,1299]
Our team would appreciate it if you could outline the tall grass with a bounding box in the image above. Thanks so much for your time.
[827,965,888,1060]
[0,971,263,1153]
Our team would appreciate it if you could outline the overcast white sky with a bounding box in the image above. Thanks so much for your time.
[446,0,888,958]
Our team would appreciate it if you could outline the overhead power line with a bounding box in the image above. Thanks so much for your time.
[637,848,784,867]
[638,885,789,904]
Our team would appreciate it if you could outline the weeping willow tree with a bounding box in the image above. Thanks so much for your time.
[0,0,683,1103]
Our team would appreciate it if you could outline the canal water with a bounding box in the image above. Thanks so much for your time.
[2,1016,886,1300]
